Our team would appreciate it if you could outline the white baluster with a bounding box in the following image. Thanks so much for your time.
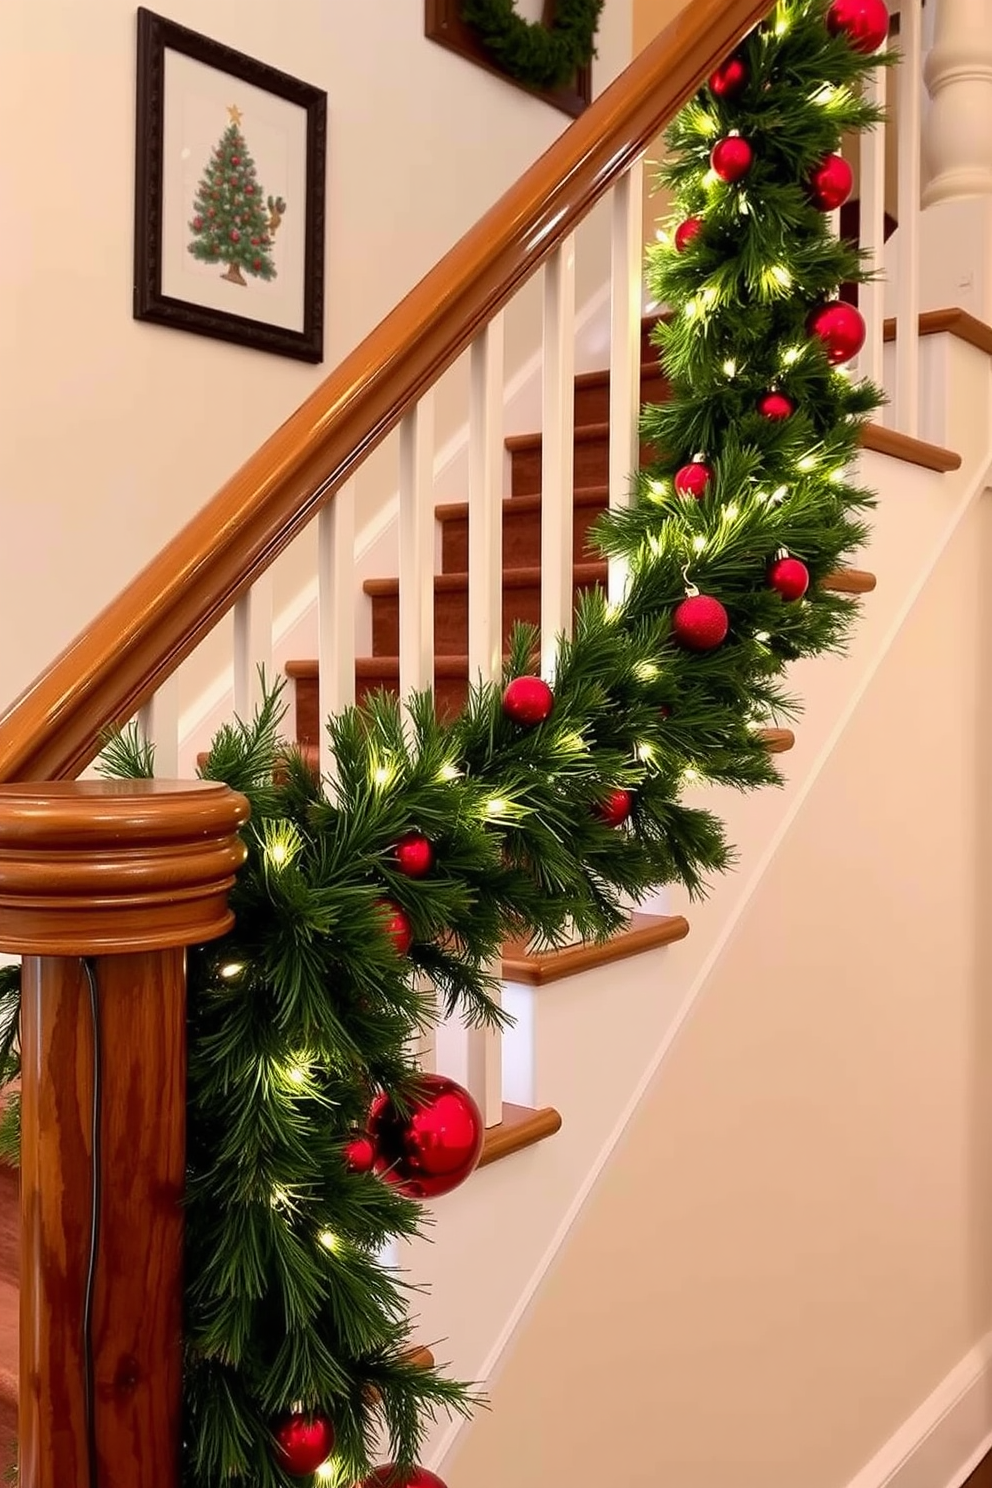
[317,479,356,783]
[922,0,992,205]
[860,62,888,393]
[609,161,644,606]
[540,236,576,678]
[468,317,505,683]
[463,316,506,1129]
[398,396,436,702]
[233,570,273,720]
[895,0,923,436]
[138,671,179,777]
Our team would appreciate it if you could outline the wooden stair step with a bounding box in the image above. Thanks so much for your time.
[0,1163,17,1470]
[506,421,657,496]
[503,912,689,986]
[435,485,610,572]
[478,1103,562,1167]
[573,361,669,423]
[361,561,875,659]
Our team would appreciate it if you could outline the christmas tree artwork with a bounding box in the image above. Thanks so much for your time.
[188,104,286,287]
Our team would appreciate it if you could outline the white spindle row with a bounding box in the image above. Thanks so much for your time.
[132,6,933,1127]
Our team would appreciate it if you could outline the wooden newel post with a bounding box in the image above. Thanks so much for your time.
[0,780,249,1488]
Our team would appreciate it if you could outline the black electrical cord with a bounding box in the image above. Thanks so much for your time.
[81,957,103,1488]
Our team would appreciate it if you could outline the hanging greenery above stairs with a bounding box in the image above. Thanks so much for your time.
[460,0,604,89]
[0,2,891,1484]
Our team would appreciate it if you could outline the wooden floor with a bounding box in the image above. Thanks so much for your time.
[966,1452,992,1487]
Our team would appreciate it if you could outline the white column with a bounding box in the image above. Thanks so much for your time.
[922,0,992,206]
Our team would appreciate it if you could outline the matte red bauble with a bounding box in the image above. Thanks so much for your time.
[710,135,753,183]
[377,899,413,957]
[502,674,554,727]
[672,594,730,651]
[807,301,866,364]
[343,1135,377,1174]
[595,788,634,828]
[826,0,890,52]
[368,1075,484,1199]
[757,390,795,421]
[674,216,704,252]
[808,153,854,211]
[273,1412,335,1476]
[360,1469,447,1488]
[768,555,811,601]
[394,831,435,879]
[709,56,748,97]
[674,461,713,500]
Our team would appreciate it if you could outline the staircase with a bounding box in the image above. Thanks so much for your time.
[5,0,992,1482]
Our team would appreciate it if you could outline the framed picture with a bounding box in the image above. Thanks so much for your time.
[134,8,327,362]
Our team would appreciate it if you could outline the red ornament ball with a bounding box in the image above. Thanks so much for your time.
[229,228,240,243]
[231,155,241,165]
[595,788,634,828]
[768,555,811,601]
[826,0,890,52]
[808,153,854,211]
[394,831,435,879]
[360,1470,447,1488]
[252,257,262,271]
[273,1412,335,1477]
[674,460,713,500]
[807,301,866,364]
[710,135,753,183]
[502,674,554,727]
[246,184,255,194]
[757,390,795,421]
[709,56,748,97]
[343,1134,377,1174]
[673,594,730,651]
[368,1074,484,1200]
[377,899,413,957]
[251,235,260,245]
[193,215,203,230]
[673,216,704,252]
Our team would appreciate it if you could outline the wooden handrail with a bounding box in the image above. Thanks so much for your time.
[0,0,771,782]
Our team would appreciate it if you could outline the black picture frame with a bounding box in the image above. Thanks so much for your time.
[134,8,327,363]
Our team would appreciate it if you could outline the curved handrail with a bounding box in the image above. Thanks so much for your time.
[0,0,771,781]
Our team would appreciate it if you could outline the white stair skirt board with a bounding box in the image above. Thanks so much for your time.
[843,1334,992,1488]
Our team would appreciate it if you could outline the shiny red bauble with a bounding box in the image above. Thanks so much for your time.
[377,899,413,957]
[368,1075,484,1200]
[502,674,554,726]
[757,390,796,421]
[708,56,748,98]
[826,0,890,53]
[595,788,634,828]
[672,594,730,651]
[768,555,811,601]
[273,1411,335,1476]
[360,1469,447,1488]
[710,135,753,183]
[673,461,713,500]
[674,216,704,252]
[343,1134,377,1174]
[808,153,854,211]
[807,301,866,364]
[394,831,435,879]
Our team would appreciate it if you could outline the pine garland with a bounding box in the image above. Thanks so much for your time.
[461,0,604,89]
[0,4,891,1482]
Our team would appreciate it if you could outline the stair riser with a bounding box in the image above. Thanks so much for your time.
[294,673,470,740]
[574,367,669,424]
[511,435,655,497]
[371,575,604,658]
[440,498,606,573]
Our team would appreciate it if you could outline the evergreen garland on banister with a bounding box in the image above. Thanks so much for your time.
[461,0,604,89]
[0,3,892,1484]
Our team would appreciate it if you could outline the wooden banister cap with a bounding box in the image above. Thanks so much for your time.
[0,779,250,955]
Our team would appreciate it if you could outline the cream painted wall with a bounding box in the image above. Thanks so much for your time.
[0,0,631,716]
[448,486,992,1485]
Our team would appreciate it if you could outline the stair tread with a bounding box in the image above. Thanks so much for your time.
[478,1103,562,1167]
[573,361,663,390]
[360,563,875,599]
[506,421,611,452]
[503,912,689,986]
[434,485,609,522]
